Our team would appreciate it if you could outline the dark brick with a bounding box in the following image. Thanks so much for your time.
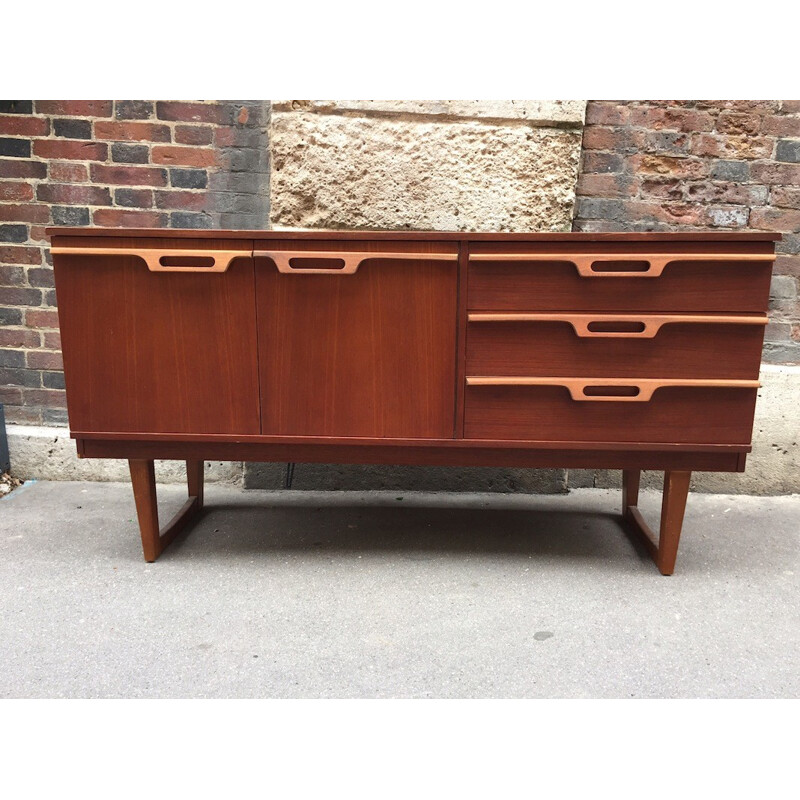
[43,289,57,307]
[581,152,624,174]
[0,367,41,388]
[169,211,212,228]
[0,101,33,114]
[0,349,25,368]
[115,100,154,120]
[710,160,749,182]
[0,160,48,179]
[0,137,31,158]
[111,142,149,163]
[0,307,23,325]
[0,264,25,284]
[27,268,55,288]
[43,408,69,426]
[0,224,28,243]
[115,188,153,208]
[645,131,690,155]
[169,168,208,189]
[42,371,65,390]
[51,206,90,226]
[53,118,92,139]
[0,286,41,305]
[776,139,800,164]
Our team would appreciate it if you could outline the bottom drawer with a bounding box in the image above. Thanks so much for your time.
[464,382,759,445]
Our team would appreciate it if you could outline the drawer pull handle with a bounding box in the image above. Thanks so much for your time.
[469,252,774,278]
[50,246,245,272]
[465,377,760,402]
[255,249,458,275]
[467,313,768,338]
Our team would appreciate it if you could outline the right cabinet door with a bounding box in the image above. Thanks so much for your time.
[254,239,459,438]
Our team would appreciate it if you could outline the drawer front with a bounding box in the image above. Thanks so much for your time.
[254,239,459,438]
[464,383,759,445]
[466,315,766,380]
[467,256,773,313]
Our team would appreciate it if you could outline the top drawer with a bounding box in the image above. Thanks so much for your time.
[467,244,774,313]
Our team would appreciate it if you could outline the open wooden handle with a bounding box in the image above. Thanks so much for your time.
[467,313,769,338]
[469,252,775,278]
[254,249,458,275]
[465,377,761,402]
[50,246,245,272]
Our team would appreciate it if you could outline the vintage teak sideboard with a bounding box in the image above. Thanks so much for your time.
[48,228,779,574]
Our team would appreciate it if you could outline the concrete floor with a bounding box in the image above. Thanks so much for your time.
[1,480,798,698]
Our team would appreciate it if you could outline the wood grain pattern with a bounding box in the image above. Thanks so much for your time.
[53,240,261,435]
[255,241,458,438]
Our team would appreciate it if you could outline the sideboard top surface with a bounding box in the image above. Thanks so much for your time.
[46,227,782,242]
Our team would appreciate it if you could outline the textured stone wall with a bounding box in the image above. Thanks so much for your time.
[269,100,585,231]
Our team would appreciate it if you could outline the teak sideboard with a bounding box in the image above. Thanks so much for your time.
[48,228,779,574]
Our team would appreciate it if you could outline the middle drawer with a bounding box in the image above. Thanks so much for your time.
[466,314,767,380]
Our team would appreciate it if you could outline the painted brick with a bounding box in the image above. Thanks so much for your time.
[93,121,171,142]
[37,184,112,206]
[35,100,112,117]
[0,115,49,136]
[51,206,90,226]
[89,164,167,187]
[151,146,217,167]
[0,137,32,158]
[0,181,34,201]
[53,118,92,139]
[33,139,107,161]
[0,160,47,179]
[115,101,154,120]
[48,162,89,182]
[92,208,167,227]
[175,125,214,145]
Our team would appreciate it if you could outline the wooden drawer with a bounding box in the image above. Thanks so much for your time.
[467,249,774,313]
[464,381,760,445]
[466,314,767,380]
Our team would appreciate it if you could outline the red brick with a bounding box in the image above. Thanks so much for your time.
[781,101,800,114]
[0,245,42,264]
[26,350,63,369]
[35,100,112,117]
[156,101,223,124]
[761,116,800,137]
[49,162,89,182]
[581,127,639,151]
[175,125,214,145]
[771,186,800,209]
[21,388,67,408]
[662,109,715,132]
[0,204,50,223]
[93,120,171,143]
[151,145,217,167]
[25,308,60,328]
[774,255,800,277]
[0,181,34,201]
[37,183,112,205]
[749,207,800,232]
[33,139,108,161]
[750,163,800,184]
[89,164,167,187]
[632,155,709,179]
[584,102,630,126]
[716,112,762,135]
[92,208,167,227]
[639,179,684,200]
[690,134,773,160]
[0,160,47,179]
[154,190,208,211]
[29,225,48,243]
[0,115,50,136]
[43,331,61,349]
[0,385,23,404]
[0,328,40,348]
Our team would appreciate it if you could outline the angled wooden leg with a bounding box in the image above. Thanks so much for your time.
[622,470,691,575]
[128,459,205,562]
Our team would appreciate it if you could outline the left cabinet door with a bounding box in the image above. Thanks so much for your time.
[52,236,261,436]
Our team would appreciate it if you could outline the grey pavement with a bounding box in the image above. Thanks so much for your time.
[1,480,798,698]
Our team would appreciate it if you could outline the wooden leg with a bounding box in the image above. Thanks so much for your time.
[128,459,205,562]
[622,470,691,576]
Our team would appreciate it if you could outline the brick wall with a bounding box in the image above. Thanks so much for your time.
[573,100,800,364]
[0,100,270,425]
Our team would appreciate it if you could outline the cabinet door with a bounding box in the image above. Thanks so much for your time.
[53,237,261,435]
[254,241,459,438]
